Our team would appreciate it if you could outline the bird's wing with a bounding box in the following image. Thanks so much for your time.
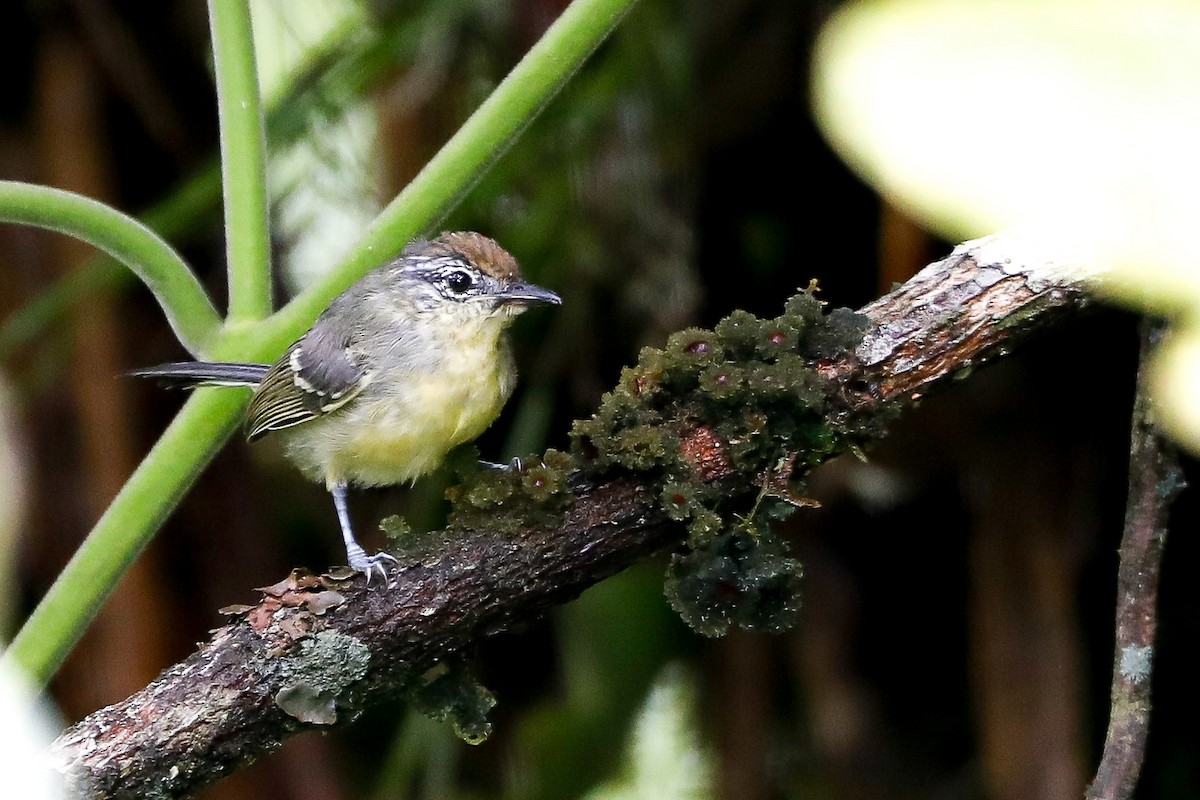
[244,319,369,441]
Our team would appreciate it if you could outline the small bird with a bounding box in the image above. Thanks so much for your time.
[132,232,560,580]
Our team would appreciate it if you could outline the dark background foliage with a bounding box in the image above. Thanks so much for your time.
[0,1,1196,798]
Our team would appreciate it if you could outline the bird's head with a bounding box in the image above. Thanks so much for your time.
[395,232,561,323]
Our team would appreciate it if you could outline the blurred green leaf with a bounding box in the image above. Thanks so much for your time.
[812,0,1200,452]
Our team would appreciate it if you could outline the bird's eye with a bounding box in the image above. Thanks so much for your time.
[445,270,474,294]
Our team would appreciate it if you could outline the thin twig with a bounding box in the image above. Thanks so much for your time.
[1086,321,1184,800]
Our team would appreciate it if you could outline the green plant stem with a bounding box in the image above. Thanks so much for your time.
[1,390,246,685]
[0,181,222,357]
[0,3,454,361]
[209,0,273,321]
[3,0,640,688]
[0,168,222,362]
[252,0,641,355]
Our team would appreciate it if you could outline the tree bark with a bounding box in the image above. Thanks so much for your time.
[50,231,1104,798]
[1086,322,1182,800]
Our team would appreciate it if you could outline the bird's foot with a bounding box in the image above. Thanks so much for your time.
[478,456,523,473]
[345,542,399,584]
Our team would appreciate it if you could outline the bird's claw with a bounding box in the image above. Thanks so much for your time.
[346,544,399,584]
[479,456,523,473]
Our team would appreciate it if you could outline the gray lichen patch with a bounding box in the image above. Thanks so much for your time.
[275,683,338,725]
[1119,644,1153,684]
[274,629,371,725]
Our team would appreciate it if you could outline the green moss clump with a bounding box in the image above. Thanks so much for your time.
[569,290,870,639]
[660,481,702,521]
[664,327,724,360]
[618,363,661,402]
[522,458,566,502]
[610,425,674,470]
[664,529,804,637]
[802,306,870,359]
[614,349,674,406]
[439,287,873,638]
[781,286,824,328]
[441,446,516,512]
[685,508,724,550]
[570,287,869,486]
[714,309,770,360]
[765,354,823,403]
[462,473,515,510]
[754,323,799,359]
[572,415,681,473]
[380,515,413,546]
[697,363,745,402]
[408,662,497,745]
[442,447,575,534]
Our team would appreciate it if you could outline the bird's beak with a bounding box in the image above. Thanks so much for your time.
[497,281,562,307]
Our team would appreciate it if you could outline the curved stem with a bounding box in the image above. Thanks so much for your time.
[209,0,273,322]
[2,0,643,688]
[1,390,246,685]
[0,166,222,361]
[0,4,385,360]
[0,181,222,356]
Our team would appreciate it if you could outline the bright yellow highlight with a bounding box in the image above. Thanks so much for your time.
[813,0,1200,453]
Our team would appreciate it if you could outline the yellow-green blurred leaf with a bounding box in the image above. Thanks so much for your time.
[813,0,1200,452]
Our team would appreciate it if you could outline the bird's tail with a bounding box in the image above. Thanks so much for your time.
[127,361,270,389]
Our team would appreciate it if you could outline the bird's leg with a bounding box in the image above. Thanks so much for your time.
[330,481,397,583]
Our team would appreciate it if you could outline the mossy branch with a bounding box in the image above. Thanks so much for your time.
[50,232,1103,799]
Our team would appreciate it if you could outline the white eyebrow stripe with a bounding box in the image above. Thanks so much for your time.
[400,256,469,273]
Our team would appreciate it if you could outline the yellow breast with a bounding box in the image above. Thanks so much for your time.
[281,335,515,489]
